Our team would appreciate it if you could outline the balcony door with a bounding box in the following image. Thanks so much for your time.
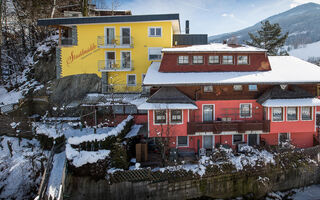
[105,51,115,69]
[121,51,131,69]
[203,105,214,122]
[105,27,115,45]
[121,27,130,45]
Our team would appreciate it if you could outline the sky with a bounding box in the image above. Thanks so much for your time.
[109,0,320,36]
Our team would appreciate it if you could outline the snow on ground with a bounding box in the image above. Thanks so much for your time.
[289,41,320,60]
[266,184,320,200]
[0,136,47,200]
[66,144,110,167]
[0,86,23,105]
[68,115,133,145]
[47,151,66,200]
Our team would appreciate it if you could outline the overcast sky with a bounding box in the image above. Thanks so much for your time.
[115,0,320,36]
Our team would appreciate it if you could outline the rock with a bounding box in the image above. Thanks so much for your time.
[34,46,56,83]
[48,74,101,106]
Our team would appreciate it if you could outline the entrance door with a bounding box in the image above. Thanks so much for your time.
[105,27,115,45]
[248,134,258,146]
[203,105,214,122]
[203,135,213,149]
[105,52,115,69]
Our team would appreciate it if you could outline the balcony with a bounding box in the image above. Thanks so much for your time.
[103,84,145,93]
[98,60,133,72]
[97,36,133,48]
[187,120,270,135]
[59,37,75,46]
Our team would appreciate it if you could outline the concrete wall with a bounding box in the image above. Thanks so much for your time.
[64,164,320,200]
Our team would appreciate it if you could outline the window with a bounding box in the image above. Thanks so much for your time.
[148,27,162,37]
[105,27,115,45]
[148,47,162,60]
[192,56,204,64]
[240,104,251,118]
[272,107,283,121]
[208,55,220,64]
[171,110,182,123]
[203,105,214,122]
[233,85,242,91]
[301,107,312,120]
[316,113,320,127]
[222,55,234,64]
[204,86,213,93]
[279,133,289,144]
[233,134,243,144]
[238,55,249,64]
[155,110,166,124]
[287,107,298,121]
[248,85,258,91]
[121,51,131,69]
[120,27,131,45]
[178,56,189,64]
[127,74,136,86]
[177,136,188,147]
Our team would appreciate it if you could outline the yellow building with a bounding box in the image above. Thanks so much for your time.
[38,14,181,93]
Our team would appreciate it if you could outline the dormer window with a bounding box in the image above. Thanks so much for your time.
[178,56,189,64]
[222,56,234,64]
[238,56,249,65]
[193,56,204,64]
[209,56,219,64]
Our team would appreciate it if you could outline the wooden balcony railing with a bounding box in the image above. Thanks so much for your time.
[187,120,270,135]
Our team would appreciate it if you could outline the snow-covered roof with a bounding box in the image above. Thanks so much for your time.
[138,102,198,110]
[262,98,320,107]
[143,56,320,85]
[162,43,266,52]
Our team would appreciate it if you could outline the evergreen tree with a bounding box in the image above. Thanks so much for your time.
[246,20,289,56]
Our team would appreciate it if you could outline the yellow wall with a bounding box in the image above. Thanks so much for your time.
[60,21,173,92]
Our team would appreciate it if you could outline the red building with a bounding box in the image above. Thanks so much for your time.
[138,43,320,153]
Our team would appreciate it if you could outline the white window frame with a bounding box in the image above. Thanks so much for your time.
[127,74,136,86]
[222,55,234,64]
[192,56,204,64]
[148,47,162,61]
[202,135,215,149]
[148,27,162,37]
[301,106,313,121]
[178,56,189,64]
[208,55,220,64]
[104,26,116,45]
[233,85,243,91]
[120,50,131,69]
[176,136,189,147]
[248,85,258,91]
[120,27,131,45]
[240,103,252,118]
[202,104,215,122]
[237,55,249,65]
[272,107,284,122]
[232,134,244,145]
[204,86,213,93]
[286,107,299,121]
[170,109,183,124]
[278,132,290,144]
[153,110,167,125]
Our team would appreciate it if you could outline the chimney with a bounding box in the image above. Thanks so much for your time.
[185,20,190,34]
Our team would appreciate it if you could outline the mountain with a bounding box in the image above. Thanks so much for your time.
[209,3,320,48]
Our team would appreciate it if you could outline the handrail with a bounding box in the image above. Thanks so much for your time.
[97,36,133,47]
[98,60,133,71]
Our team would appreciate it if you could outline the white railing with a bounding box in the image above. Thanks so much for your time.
[98,60,133,71]
[97,36,133,48]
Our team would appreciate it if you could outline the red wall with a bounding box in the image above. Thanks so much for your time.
[159,52,271,72]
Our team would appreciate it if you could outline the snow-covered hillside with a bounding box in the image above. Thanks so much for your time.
[289,41,320,60]
[0,136,47,199]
